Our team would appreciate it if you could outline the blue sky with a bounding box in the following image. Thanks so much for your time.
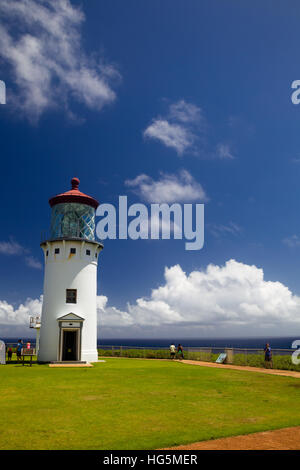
[2,0,300,338]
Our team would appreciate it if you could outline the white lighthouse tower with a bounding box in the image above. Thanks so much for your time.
[38,177,103,363]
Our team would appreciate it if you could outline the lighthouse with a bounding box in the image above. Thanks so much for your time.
[38,177,103,363]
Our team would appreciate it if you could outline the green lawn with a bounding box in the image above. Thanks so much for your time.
[1,358,300,449]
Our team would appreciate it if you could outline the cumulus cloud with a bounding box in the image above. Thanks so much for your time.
[5,260,300,337]
[143,100,203,156]
[97,296,134,329]
[125,170,208,203]
[0,296,42,328]
[97,260,300,336]
[0,0,119,121]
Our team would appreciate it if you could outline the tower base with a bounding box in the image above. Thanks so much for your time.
[81,349,98,363]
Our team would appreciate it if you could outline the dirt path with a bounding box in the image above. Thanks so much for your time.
[179,359,300,378]
[163,426,300,450]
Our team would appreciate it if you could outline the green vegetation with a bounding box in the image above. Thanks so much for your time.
[231,353,300,371]
[98,347,171,359]
[98,348,300,372]
[1,358,300,449]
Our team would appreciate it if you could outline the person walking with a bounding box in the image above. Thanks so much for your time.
[170,344,176,359]
[264,343,273,368]
[177,344,184,360]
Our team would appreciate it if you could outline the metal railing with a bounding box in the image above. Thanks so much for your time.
[41,230,90,243]
[97,345,300,371]
[40,230,103,245]
[3,343,299,371]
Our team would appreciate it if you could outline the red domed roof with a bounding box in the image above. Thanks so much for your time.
[49,177,99,210]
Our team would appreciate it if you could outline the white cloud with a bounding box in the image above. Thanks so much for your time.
[0,0,119,121]
[0,296,42,327]
[208,222,242,238]
[169,100,204,123]
[25,256,43,270]
[125,170,208,203]
[283,235,300,248]
[143,119,195,155]
[144,101,236,160]
[5,260,300,337]
[143,100,203,155]
[97,260,300,336]
[97,296,134,329]
[0,239,25,255]
[216,143,235,160]
[0,238,42,269]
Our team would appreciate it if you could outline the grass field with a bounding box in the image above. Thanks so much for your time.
[98,348,300,371]
[1,357,300,449]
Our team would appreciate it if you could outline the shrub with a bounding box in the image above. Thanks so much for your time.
[98,348,300,372]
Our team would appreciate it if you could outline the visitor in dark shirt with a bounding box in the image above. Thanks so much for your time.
[177,344,184,360]
[7,347,12,361]
[264,343,272,368]
[16,340,23,362]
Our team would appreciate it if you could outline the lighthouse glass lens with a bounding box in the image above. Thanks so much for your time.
[50,203,95,240]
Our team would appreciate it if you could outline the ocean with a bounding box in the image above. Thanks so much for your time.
[1,336,298,349]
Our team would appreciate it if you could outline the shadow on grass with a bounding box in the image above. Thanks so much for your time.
[4,359,38,366]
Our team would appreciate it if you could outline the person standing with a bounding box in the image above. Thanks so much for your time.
[16,339,23,363]
[170,344,176,359]
[264,343,272,368]
[7,347,12,361]
[177,344,184,360]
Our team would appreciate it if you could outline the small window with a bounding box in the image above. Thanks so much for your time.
[46,250,49,257]
[86,249,91,256]
[66,289,77,304]
[70,248,76,254]
[95,252,98,258]
[55,248,60,254]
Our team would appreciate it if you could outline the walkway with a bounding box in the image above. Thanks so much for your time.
[163,426,300,450]
[179,359,300,378]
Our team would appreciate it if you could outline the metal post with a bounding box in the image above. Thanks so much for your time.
[35,328,40,355]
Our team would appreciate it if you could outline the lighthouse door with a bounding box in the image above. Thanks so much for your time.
[62,330,78,361]
[57,314,84,361]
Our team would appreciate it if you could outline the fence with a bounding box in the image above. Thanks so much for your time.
[4,342,35,350]
[4,343,300,371]
[97,345,300,371]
